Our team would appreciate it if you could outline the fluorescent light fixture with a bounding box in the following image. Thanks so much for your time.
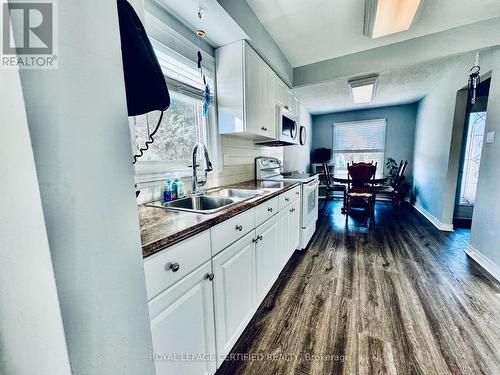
[364,0,422,39]
[348,75,379,104]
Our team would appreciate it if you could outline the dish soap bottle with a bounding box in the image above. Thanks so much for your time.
[163,174,173,202]
[175,176,185,198]
[171,176,178,201]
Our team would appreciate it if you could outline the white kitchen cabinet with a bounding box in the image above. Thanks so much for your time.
[216,40,277,140]
[255,215,280,303]
[145,189,306,373]
[148,261,216,375]
[278,207,291,267]
[276,77,292,110]
[289,199,301,256]
[212,230,257,362]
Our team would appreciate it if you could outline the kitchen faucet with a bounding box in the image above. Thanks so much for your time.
[191,142,213,195]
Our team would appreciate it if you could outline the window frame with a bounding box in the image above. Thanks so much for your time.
[130,38,220,184]
[332,118,387,178]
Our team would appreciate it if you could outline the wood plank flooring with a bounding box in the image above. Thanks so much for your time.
[216,201,500,375]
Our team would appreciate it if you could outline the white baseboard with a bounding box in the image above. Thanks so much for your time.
[465,244,500,282]
[413,203,454,232]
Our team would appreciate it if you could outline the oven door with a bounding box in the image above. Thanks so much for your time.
[302,179,319,228]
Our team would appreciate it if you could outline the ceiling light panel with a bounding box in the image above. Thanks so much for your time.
[348,75,379,104]
[364,0,422,39]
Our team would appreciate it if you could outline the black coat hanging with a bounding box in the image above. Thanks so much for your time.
[116,0,170,116]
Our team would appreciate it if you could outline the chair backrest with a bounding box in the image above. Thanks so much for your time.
[322,162,333,189]
[392,160,409,189]
[348,162,377,188]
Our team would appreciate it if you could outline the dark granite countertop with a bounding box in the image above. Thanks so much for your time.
[138,180,300,258]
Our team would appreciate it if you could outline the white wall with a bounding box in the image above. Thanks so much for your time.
[0,59,71,375]
[17,1,155,373]
[283,105,313,173]
[412,47,500,277]
[469,49,500,277]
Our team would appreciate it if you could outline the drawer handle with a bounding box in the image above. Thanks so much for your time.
[235,224,243,231]
[267,207,273,212]
[169,263,180,272]
[206,273,215,281]
[260,126,268,131]
[252,235,263,244]
[285,197,290,202]
[295,191,300,195]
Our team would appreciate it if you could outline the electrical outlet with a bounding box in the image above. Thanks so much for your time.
[486,131,496,144]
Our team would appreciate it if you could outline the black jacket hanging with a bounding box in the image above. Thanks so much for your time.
[116,0,170,116]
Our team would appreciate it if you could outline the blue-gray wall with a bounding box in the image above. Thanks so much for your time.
[312,103,418,180]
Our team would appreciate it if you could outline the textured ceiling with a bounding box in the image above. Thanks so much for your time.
[246,0,500,67]
[293,52,476,115]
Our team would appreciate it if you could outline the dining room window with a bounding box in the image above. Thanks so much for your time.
[332,119,387,178]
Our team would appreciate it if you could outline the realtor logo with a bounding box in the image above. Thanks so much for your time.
[1,0,58,69]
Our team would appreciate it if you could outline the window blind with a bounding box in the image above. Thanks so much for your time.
[333,119,386,152]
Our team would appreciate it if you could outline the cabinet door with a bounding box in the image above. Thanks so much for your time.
[278,208,291,267]
[289,199,301,256]
[262,65,277,138]
[255,215,280,303]
[148,261,216,375]
[244,45,262,136]
[213,231,257,362]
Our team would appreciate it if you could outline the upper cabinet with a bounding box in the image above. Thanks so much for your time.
[216,40,299,140]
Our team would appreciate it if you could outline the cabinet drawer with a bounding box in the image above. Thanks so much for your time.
[211,208,255,255]
[144,230,211,301]
[255,196,279,227]
[279,186,301,210]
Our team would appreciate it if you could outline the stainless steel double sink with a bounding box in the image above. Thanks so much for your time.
[147,188,265,214]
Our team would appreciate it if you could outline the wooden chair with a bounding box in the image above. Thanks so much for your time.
[345,162,377,221]
[321,162,347,212]
[372,160,408,206]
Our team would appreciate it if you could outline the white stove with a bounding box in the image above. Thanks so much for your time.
[256,157,319,250]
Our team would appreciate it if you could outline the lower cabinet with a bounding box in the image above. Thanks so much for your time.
[278,207,291,267]
[148,261,216,375]
[145,189,305,375]
[212,231,257,364]
[255,215,280,303]
[290,199,301,254]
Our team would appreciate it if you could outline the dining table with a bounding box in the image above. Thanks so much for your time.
[332,176,390,185]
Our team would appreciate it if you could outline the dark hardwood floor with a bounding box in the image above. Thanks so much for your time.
[216,200,500,375]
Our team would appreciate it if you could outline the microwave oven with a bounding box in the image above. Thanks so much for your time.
[255,105,299,146]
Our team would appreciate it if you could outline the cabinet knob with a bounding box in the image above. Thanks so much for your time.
[285,197,290,202]
[258,235,263,241]
[235,224,243,231]
[267,207,273,212]
[295,191,300,195]
[252,238,258,243]
[260,126,268,131]
[168,263,180,272]
[206,273,215,281]
[290,208,295,213]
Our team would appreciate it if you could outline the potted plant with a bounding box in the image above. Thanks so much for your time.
[385,157,399,185]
